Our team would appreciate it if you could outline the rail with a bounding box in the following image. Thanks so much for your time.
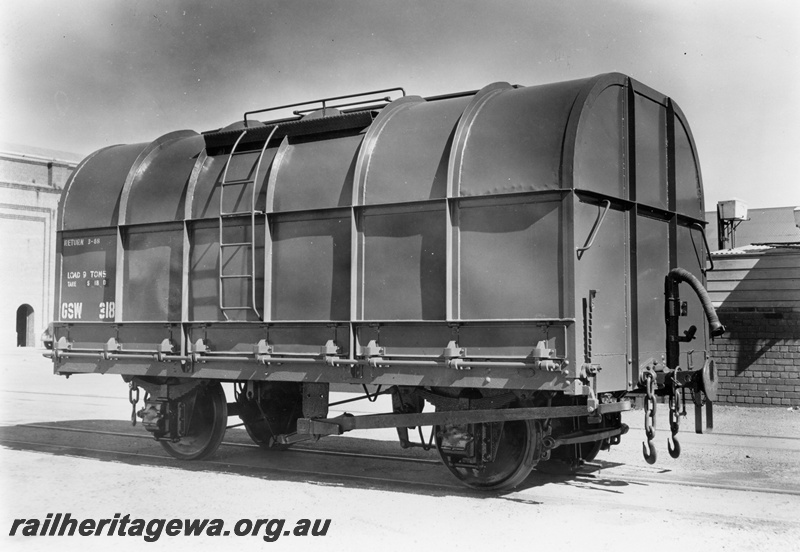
[243,88,406,126]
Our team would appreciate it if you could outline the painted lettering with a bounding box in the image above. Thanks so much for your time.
[99,301,115,319]
[60,302,83,320]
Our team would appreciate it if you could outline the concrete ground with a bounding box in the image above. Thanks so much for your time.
[1,347,799,552]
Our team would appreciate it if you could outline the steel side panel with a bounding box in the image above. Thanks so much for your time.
[674,116,704,220]
[364,97,470,204]
[572,199,630,392]
[123,227,183,321]
[190,155,227,219]
[273,133,363,211]
[636,215,669,367]
[58,230,117,323]
[361,205,447,320]
[459,197,562,319]
[458,80,589,196]
[61,143,149,230]
[634,94,668,211]
[271,213,351,320]
[188,223,220,321]
[447,83,512,199]
[125,135,204,224]
[574,85,626,199]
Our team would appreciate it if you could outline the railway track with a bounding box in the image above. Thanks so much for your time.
[2,420,799,497]
[0,422,458,494]
[19,422,443,465]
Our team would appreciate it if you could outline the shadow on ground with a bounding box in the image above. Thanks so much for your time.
[0,419,645,499]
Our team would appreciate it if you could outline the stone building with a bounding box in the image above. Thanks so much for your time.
[0,143,82,347]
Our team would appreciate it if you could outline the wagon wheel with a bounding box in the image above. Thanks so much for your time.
[160,382,227,461]
[237,382,303,451]
[435,418,541,491]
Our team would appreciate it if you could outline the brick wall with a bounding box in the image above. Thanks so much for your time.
[710,307,800,406]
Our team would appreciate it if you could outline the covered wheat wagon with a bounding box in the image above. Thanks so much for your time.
[50,73,722,490]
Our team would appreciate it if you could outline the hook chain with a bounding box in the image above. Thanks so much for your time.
[642,370,657,464]
[667,368,683,458]
[128,381,140,426]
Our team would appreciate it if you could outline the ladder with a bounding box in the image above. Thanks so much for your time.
[218,126,278,320]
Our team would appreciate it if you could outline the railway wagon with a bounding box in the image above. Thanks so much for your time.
[48,73,724,490]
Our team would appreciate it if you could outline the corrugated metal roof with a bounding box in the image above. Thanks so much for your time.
[712,244,774,255]
[712,243,800,255]
[705,206,800,248]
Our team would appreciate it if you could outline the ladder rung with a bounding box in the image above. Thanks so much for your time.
[221,178,254,186]
[218,133,263,322]
[220,210,258,217]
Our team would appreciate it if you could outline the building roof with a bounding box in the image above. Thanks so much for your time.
[705,206,800,249]
[0,142,85,165]
[711,243,800,256]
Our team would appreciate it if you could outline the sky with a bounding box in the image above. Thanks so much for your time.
[1,0,798,211]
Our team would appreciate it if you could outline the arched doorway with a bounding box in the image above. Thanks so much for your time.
[16,304,35,347]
